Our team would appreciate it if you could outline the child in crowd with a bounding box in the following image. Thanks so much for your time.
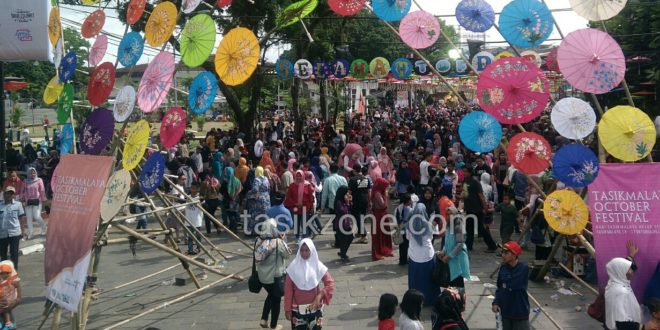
[378,293,398,330]
[0,261,21,330]
[496,193,520,243]
[185,185,203,255]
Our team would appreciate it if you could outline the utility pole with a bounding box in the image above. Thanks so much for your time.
[0,62,6,181]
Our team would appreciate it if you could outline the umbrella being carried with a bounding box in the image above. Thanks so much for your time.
[543,189,589,235]
[118,32,144,68]
[81,9,105,38]
[550,97,596,140]
[188,72,218,114]
[138,51,175,113]
[87,62,116,106]
[553,144,599,188]
[43,76,63,105]
[100,169,131,222]
[139,152,165,194]
[598,105,656,162]
[328,0,366,16]
[123,119,150,171]
[89,35,108,67]
[569,0,627,21]
[160,107,187,149]
[455,0,495,33]
[476,57,549,124]
[113,86,137,122]
[57,84,74,124]
[458,111,502,153]
[372,0,411,22]
[498,0,553,48]
[79,107,114,155]
[507,132,552,175]
[399,11,440,49]
[558,28,625,94]
[214,27,260,86]
[180,14,217,68]
[145,1,177,47]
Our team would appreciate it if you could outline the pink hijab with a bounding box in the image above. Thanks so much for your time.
[287,158,297,174]
[369,160,382,180]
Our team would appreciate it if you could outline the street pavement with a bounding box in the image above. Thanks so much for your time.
[14,215,601,330]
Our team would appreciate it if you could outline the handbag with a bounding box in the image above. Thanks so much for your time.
[392,225,404,245]
[27,199,40,206]
[587,289,605,323]
[248,240,262,294]
[431,254,451,287]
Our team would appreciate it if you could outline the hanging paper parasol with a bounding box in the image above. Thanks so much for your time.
[60,124,74,155]
[59,51,77,83]
[391,58,413,80]
[215,27,260,86]
[160,107,187,148]
[217,0,232,8]
[350,59,369,79]
[56,84,74,124]
[550,97,596,140]
[122,119,150,171]
[81,9,105,38]
[275,58,294,80]
[180,14,217,68]
[328,0,366,16]
[139,152,166,194]
[48,7,61,46]
[476,57,549,124]
[455,0,495,33]
[100,169,131,222]
[543,190,589,235]
[182,0,202,14]
[369,57,390,79]
[127,0,148,25]
[82,0,100,4]
[545,47,559,72]
[188,72,218,114]
[569,0,627,21]
[118,32,144,68]
[399,11,441,49]
[145,1,178,47]
[558,28,625,95]
[79,107,114,155]
[507,132,552,175]
[598,105,656,161]
[277,0,318,27]
[137,51,174,113]
[89,35,108,67]
[458,111,503,153]
[372,0,411,22]
[552,144,599,188]
[294,59,313,79]
[495,51,514,60]
[87,62,116,106]
[43,76,63,105]
[53,39,63,69]
[471,51,494,73]
[498,0,553,48]
[113,86,137,122]
[521,50,541,67]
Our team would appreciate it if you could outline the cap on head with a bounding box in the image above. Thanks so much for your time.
[501,241,522,257]
[4,186,16,194]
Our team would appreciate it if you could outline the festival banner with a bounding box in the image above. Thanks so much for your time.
[588,163,660,300]
[45,154,114,311]
[0,0,52,61]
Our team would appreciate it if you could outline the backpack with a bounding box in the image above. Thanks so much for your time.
[530,225,546,244]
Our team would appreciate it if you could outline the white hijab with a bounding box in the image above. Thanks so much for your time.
[286,238,328,290]
[604,257,641,330]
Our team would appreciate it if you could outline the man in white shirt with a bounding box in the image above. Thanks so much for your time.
[419,151,433,188]
[0,187,24,269]
[185,185,204,255]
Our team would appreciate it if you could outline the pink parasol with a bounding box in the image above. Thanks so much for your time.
[398,11,440,49]
[476,57,549,124]
[137,51,174,113]
[557,28,625,94]
[89,35,108,67]
[160,107,187,149]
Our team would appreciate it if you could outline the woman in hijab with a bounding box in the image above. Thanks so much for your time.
[605,254,641,330]
[200,168,221,235]
[334,186,353,262]
[368,160,383,182]
[371,178,393,261]
[220,167,242,232]
[255,218,290,330]
[235,157,249,184]
[377,147,394,181]
[396,160,412,197]
[310,156,323,184]
[20,167,47,239]
[247,166,271,235]
[259,150,275,171]
[280,158,297,193]
[284,171,315,240]
[284,239,335,329]
[407,203,439,305]
[211,150,224,181]
[437,188,469,288]
[264,166,281,194]
[319,147,332,170]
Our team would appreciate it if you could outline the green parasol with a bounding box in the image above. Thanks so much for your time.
[277,0,317,42]
[180,14,217,68]
[56,83,74,124]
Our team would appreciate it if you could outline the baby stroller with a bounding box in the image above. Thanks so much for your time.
[431,287,469,330]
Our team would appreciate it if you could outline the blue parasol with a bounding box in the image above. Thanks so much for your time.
[458,111,502,153]
[455,0,495,33]
[58,51,77,83]
[275,58,294,80]
[372,0,411,22]
[498,0,553,48]
[118,32,144,68]
[60,123,74,154]
[188,71,218,115]
[391,58,413,80]
[139,152,165,194]
[552,144,599,188]
[80,108,114,155]
[331,59,349,78]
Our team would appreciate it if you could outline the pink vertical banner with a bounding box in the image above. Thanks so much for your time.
[45,154,114,311]
[589,163,660,301]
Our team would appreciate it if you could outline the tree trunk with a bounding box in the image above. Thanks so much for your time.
[291,77,302,141]
[332,82,340,128]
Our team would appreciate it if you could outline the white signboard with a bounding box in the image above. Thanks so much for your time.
[0,0,52,61]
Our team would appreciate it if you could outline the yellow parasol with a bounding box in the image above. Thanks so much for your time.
[145,1,178,47]
[82,0,100,4]
[495,51,514,60]
[214,27,260,86]
[122,119,150,171]
[43,76,64,105]
[598,105,656,162]
[543,189,589,235]
[48,7,61,47]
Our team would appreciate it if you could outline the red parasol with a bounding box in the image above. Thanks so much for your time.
[159,107,187,149]
[328,0,366,16]
[127,0,148,25]
[81,9,106,38]
[4,81,28,92]
[507,132,552,174]
[87,62,116,106]
[217,0,232,8]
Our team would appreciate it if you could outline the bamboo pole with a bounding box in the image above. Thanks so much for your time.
[527,291,564,330]
[534,235,565,282]
[51,306,62,330]
[104,264,180,293]
[557,263,598,295]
